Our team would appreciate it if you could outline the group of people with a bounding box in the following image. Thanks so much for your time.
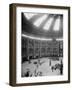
[50,59,63,75]
[22,58,63,77]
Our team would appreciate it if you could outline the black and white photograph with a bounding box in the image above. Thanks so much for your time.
[9,3,70,86]
[21,13,63,77]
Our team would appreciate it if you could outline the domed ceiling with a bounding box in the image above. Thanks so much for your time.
[21,12,63,39]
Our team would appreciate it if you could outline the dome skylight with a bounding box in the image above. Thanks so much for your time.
[34,14,48,27]
[24,13,37,20]
[43,17,54,31]
[24,13,62,32]
[53,16,60,31]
